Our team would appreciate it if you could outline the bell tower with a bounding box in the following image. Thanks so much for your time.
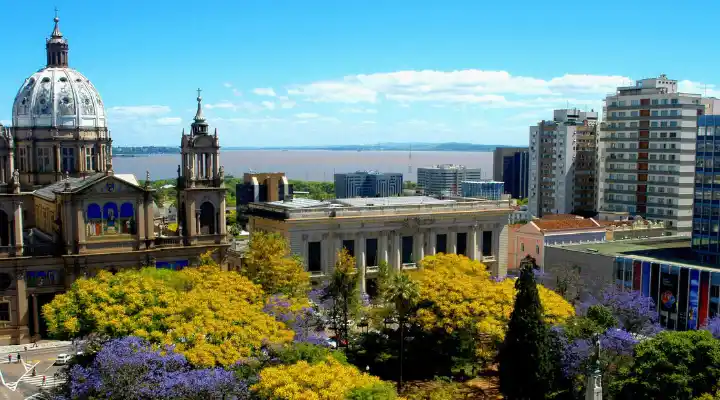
[177,89,227,245]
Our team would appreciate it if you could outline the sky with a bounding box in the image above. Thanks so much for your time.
[1,0,719,147]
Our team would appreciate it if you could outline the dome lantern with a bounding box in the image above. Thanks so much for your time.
[46,9,69,68]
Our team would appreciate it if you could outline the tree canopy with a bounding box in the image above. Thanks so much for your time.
[253,356,395,400]
[43,264,294,367]
[243,231,310,298]
[411,254,574,345]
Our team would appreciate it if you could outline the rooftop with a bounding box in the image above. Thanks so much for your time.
[419,164,479,170]
[335,196,453,207]
[548,236,719,271]
[532,218,601,232]
[33,173,145,201]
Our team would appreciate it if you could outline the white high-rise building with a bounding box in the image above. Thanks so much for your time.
[597,75,703,233]
[528,108,598,217]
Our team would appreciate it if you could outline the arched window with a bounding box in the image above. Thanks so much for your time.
[119,202,134,234]
[200,202,215,235]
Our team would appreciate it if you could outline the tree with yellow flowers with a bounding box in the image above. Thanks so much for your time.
[253,355,397,400]
[411,254,574,360]
[42,263,294,367]
[243,231,310,298]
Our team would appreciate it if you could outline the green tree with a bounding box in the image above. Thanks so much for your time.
[498,256,554,400]
[323,248,360,348]
[612,330,720,400]
[384,271,419,391]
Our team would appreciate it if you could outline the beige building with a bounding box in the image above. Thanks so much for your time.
[0,16,228,344]
[248,196,512,293]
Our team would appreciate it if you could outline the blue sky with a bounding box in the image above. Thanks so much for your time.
[1,0,718,147]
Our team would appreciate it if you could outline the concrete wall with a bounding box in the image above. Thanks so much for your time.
[541,246,615,301]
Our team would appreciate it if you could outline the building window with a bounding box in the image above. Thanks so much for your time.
[0,302,8,322]
[482,231,493,256]
[521,243,525,252]
[62,147,75,173]
[308,241,321,272]
[86,202,135,236]
[37,147,51,172]
[85,147,96,171]
[18,148,27,171]
[536,245,540,255]
[342,239,355,258]
[366,238,378,267]
[436,234,447,254]
[401,236,413,264]
[456,232,467,256]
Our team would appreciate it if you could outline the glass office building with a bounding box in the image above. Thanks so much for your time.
[693,115,720,264]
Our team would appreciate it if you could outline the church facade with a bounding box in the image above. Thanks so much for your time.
[0,16,229,344]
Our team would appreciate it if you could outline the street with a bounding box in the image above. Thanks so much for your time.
[0,345,73,399]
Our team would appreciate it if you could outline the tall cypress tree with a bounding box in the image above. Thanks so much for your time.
[498,256,553,400]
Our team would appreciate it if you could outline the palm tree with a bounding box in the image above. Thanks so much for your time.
[384,272,419,392]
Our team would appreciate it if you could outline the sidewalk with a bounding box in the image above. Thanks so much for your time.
[0,341,71,357]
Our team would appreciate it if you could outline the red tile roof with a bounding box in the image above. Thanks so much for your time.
[533,217,601,232]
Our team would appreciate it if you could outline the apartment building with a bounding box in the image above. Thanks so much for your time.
[416,164,482,196]
[598,75,703,233]
[528,108,598,217]
[334,171,403,198]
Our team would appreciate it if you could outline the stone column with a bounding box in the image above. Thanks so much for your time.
[13,201,23,254]
[205,153,212,179]
[76,207,85,245]
[212,153,219,177]
[414,231,424,264]
[145,200,154,241]
[16,271,28,332]
[426,231,436,257]
[219,196,227,237]
[467,228,478,261]
[378,233,389,265]
[54,145,60,173]
[447,230,457,254]
[391,232,401,270]
[31,294,39,337]
[195,211,201,236]
[356,234,366,294]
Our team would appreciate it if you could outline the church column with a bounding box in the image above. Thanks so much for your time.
[447,230,457,254]
[467,228,478,261]
[414,231,424,264]
[31,294,39,337]
[219,196,227,237]
[13,201,23,254]
[195,210,201,236]
[206,153,212,179]
[426,231,436,257]
[76,206,85,245]
[15,270,28,334]
[136,199,146,243]
[53,145,60,173]
[356,234,366,294]
[144,200,154,241]
[378,232,388,266]
[212,153,219,177]
[391,232,401,270]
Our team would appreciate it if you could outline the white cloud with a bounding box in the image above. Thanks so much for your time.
[261,101,276,110]
[109,105,171,117]
[253,88,277,97]
[295,113,320,119]
[0,120,10,126]
[341,108,377,114]
[205,101,236,110]
[232,89,241,96]
[287,70,632,105]
[361,120,376,125]
[678,80,720,98]
[155,117,182,126]
[223,82,233,88]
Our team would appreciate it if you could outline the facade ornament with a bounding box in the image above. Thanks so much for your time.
[218,166,225,181]
[145,170,151,187]
[177,164,181,178]
[585,334,603,400]
[11,169,19,185]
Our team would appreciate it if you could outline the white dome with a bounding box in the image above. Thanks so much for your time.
[12,67,106,129]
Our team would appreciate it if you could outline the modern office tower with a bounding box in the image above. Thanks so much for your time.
[692,115,720,264]
[598,75,703,233]
[493,147,529,199]
[334,171,403,198]
[417,164,482,196]
[528,108,598,217]
[461,181,505,200]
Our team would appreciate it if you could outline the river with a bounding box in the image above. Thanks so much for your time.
[112,150,494,182]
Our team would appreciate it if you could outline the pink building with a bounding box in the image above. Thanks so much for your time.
[508,217,605,271]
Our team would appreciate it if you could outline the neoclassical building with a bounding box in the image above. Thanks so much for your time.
[0,16,228,344]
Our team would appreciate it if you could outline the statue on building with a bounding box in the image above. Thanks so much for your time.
[585,333,603,400]
[219,166,225,181]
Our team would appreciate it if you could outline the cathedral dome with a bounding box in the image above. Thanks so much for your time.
[11,15,106,129]
[12,68,106,129]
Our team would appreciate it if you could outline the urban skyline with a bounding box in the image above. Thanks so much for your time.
[2,1,720,147]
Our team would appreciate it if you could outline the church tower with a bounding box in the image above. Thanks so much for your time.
[177,90,227,245]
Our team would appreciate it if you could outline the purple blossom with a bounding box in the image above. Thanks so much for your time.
[576,288,661,336]
[556,327,638,378]
[62,336,249,399]
[264,294,329,346]
[702,316,720,339]
[360,292,371,307]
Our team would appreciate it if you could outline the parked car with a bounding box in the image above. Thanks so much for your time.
[55,354,72,365]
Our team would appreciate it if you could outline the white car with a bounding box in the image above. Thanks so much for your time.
[55,354,72,365]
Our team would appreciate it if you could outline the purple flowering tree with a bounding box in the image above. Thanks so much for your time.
[600,288,662,336]
[702,316,720,339]
[52,336,249,400]
[263,295,329,346]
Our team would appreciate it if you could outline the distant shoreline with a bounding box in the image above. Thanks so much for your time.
[113,147,506,156]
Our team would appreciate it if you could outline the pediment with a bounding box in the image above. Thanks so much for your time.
[79,175,147,196]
